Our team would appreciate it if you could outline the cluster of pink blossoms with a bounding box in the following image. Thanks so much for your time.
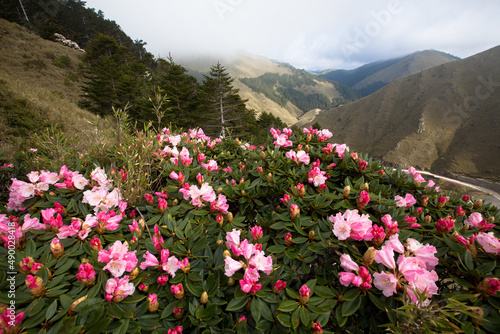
[224,229,273,294]
[271,128,293,148]
[394,193,417,208]
[7,170,59,211]
[330,209,374,241]
[286,149,310,165]
[57,211,121,240]
[0,214,45,247]
[302,126,333,142]
[140,248,184,279]
[177,180,229,214]
[373,235,439,303]
[464,212,495,231]
[98,240,138,277]
[406,167,439,191]
[476,232,500,255]
[322,143,350,159]
[339,254,372,290]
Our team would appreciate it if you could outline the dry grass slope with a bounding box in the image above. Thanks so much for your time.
[0,19,113,163]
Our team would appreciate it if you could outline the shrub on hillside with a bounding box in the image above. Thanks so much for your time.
[1,126,500,333]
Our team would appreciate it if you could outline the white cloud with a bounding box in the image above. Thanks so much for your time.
[84,0,500,70]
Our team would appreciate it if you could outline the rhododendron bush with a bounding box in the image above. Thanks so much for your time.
[1,127,500,333]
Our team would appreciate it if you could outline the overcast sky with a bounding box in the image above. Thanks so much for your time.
[84,0,500,70]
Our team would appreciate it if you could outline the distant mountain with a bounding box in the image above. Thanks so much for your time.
[317,50,459,96]
[180,53,359,125]
[306,45,500,181]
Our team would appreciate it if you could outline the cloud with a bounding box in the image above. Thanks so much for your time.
[84,0,500,70]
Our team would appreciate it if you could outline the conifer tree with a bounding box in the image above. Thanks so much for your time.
[79,33,149,119]
[155,56,199,129]
[197,62,255,138]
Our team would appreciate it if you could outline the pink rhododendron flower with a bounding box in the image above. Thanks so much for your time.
[224,256,243,277]
[477,232,500,255]
[340,254,359,272]
[105,276,135,302]
[98,241,138,277]
[385,234,405,253]
[76,263,96,285]
[375,245,396,270]
[373,272,398,297]
[330,209,373,241]
[307,167,327,187]
[437,216,454,234]
[395,194,417,208]
[382,214,399,235]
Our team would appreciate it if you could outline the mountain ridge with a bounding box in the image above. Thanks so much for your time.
[307,45,500,181]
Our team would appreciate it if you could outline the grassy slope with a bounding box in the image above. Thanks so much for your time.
[0,19,112,163]
[310,45,500,181]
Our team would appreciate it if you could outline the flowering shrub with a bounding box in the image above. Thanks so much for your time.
[1,126,500,333]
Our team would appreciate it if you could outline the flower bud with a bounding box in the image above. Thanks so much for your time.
[361,183,369,192]
[488,216,495,225]
[273,280,286,293]
[290,204,300,221]
[308,230,316,241]
[473,199,483,209]
[129,267,139,280]
[267,173,273,183]
[139,283,149,293]
[171,284,185,299]
[68,296,87,315]
[223,250,231,259]
[227,212,233,223]
[343,186,350,199]
[200,291,209,304]
[424,215,432,225]
[173,307,184,319]
[285,233,294,247]
[299,284,311,304]
[477,277,500,296]
[312,322,323,334]
[50,238,63,259]
[90,237,102,252]
[362,247,377,266]
[227,278,235,286]
[421,196,428,207]
[147,294,159,312]
[471,307,484,326]
[25,275,45,297]
[260,151,266,160]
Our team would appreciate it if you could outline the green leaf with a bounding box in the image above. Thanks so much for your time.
[251,297,261,323]
[276,313,291,328]
[185,281,203,297]
[226,296,249,311]
[342,288,360,301]
[291,307,301,329]
[368,291,387,311]
[259,298,273,322]
[25,238,36,257]
[477,260,496,274]
[341,295,362,317]
[53,258,75,276]
[266,244,286,253]
[299,306,309,327]
[463,250,474,270]
[278,300,299,312]
[45,300,58,320]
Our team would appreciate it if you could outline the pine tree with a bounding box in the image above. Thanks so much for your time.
[79,33,149,118]
[198,62,254,138]
[155,56,199,129]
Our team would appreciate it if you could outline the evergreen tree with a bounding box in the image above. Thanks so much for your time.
[197,62,254,139]
[155,56,199,129]
[79,33,149,119]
